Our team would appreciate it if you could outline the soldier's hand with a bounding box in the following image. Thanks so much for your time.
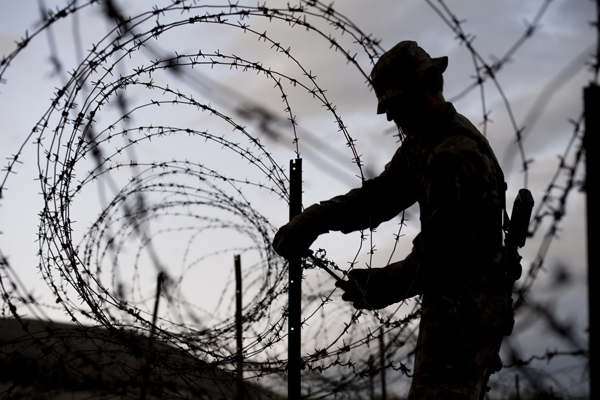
[335,268,392,310]
[272,204,328,258]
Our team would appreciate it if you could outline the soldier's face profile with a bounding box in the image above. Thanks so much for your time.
[382,85,445,137]
[384,90,426,132]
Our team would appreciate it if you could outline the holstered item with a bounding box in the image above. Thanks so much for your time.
[500,188,534,336]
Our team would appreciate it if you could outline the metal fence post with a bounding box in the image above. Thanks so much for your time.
[379,331,387,400]
[369,355,375,400]
[288,158,302,400]
[235,254,244,400]
[141,272,164,400]
[584,83,598,399]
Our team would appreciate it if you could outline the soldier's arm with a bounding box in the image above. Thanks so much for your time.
[317,146,419,234]
[273,147,418,257]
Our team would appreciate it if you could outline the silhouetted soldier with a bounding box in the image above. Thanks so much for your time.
[273,41,511,399]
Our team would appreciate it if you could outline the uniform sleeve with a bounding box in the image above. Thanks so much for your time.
[405,135,502,281]
[318,146,419,234]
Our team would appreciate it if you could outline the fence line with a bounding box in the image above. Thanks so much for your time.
[0,1,593,398]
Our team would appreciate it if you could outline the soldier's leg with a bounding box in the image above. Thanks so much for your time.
[407,283,506,400]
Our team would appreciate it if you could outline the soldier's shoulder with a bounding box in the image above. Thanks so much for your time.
[430,132,492,173]
[436,109,493,157]
[434,134,483,159]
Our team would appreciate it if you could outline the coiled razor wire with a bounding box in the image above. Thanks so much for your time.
[0,0,593,398]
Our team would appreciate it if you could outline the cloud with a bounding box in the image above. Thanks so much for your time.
[0,1,592,396]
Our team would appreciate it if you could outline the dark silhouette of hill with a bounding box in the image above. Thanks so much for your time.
[0,318,282,399]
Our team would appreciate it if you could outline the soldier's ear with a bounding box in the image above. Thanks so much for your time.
[420,66,444,94]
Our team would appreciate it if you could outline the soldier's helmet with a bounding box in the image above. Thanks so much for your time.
[371,41,448,114]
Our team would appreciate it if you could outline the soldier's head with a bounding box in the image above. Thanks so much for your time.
[371,41,448,134]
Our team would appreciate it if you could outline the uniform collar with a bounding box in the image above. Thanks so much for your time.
[405,102,456,148]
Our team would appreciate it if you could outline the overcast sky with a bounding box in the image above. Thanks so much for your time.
[0,0,595,397]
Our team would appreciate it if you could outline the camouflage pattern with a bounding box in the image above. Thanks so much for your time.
[318,102,504,269]
[314,102,510,398]
[370,41,448,114]
[409,276,507,399]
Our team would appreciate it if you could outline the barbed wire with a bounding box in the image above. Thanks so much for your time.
[0,0,594,398]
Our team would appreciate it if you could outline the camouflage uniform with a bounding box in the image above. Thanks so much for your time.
[311,103,509,398]
[273,41,511,399]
